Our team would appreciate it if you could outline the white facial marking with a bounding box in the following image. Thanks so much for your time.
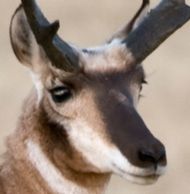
[26,140,90,194]
[108,38,123,46]
[82,43,134,73]
[62,119,166,184]
[86,38,122,52]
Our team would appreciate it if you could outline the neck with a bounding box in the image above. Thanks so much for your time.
[26,139,110,194]
[2,92,110,194]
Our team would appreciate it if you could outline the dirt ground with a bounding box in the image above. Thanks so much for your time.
[0,0,190,193]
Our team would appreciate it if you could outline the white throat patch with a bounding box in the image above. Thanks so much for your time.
[26,140,90,194]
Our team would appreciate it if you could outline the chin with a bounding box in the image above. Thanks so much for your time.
[123,173,160,185]
[113,166,165,185]
[112,162,166,185]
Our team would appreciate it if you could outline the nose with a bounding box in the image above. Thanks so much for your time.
[138,142,167,168]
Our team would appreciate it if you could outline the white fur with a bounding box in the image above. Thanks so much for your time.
[26,140,91,194]
[62,119,166,184]
[82,44,134,73]
[85,38,122,53]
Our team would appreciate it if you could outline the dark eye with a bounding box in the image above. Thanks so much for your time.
[142,79,147,85]
[139,79,148,100]
[50,86,72,103]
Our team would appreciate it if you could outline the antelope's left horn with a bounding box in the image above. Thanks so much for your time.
[21,0,79,72]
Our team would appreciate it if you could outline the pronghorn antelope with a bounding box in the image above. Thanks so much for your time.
[0,0,190,193]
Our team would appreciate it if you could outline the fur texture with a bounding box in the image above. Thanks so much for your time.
[0,1,167,193]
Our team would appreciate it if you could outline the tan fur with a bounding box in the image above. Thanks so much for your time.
[0,91,110,194]
[1,2,167,193]
[82,45,135,74]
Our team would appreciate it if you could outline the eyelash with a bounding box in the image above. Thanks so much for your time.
[49,86,72,103]
[142,79,148,85]
[139,79,147,98]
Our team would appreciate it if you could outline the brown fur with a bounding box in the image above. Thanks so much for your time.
[1,1,167,193]
[0,90,110,194]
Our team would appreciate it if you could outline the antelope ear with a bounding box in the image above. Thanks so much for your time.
[108,0,149,43]
[10,5,49,70]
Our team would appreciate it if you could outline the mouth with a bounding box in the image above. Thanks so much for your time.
[123,172,160,185]
[113,164,165,185]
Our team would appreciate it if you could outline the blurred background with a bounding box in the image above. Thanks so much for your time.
[0,0,190,193]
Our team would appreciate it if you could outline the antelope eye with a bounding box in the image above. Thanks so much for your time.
[141,79,148,85]
[140,78,148,91]
[50,86,72,103]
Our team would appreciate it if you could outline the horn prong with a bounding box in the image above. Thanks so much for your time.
[21,0,79,72]
[39,21,60,42]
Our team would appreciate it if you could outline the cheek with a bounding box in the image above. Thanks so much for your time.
[45,86,105,122]
[62,119,130,173]
[45,89,91,119]
[43,91,129,172]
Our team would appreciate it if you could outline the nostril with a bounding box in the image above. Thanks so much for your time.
[139,150,157,164]
[138,148,167,166]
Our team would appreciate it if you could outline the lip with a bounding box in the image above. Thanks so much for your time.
[123,172,160,185]
[113,164,163,185]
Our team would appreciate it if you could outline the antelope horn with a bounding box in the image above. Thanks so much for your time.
[21,0,79,72]
[124,0,190,65]
[108,0,150,43]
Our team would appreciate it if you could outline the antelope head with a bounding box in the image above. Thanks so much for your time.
[10,0,190,185]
